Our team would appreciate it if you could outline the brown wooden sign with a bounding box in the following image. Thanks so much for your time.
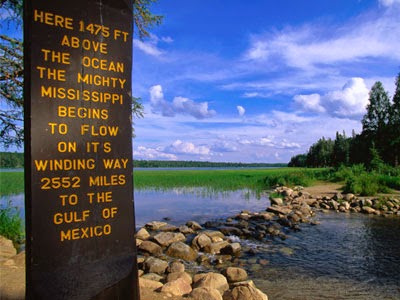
[24,0,138,299]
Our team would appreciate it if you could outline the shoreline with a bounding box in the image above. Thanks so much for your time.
[1,183,399,299]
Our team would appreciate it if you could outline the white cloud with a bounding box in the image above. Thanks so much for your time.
[166,140,210,155]
[243,10,400,70]
[134,39,164,57]
[294,78,369,119]
[149,85,216,119]
[237,106,245,116]
[294,94,325,113]
[134,146,177,160]
[379,0,400,7]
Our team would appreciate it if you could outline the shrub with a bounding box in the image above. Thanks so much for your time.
[0,202,24,245]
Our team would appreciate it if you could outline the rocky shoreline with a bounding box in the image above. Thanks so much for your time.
[1,185,399,300]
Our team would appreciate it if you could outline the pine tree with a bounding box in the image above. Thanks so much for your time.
[361,81,391,163]
[389,73,400,166]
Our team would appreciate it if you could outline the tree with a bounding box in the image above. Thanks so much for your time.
[306,137,334,167]
[361,81,391,163]
[332,131,351,167]
[0,0,161,148]
[388,72,400,166]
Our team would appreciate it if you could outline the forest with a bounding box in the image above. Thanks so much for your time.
[289,73,400,169]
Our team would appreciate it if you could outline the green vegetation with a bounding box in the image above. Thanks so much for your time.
[134,160,286,168]
[0,201,24,245]
[0,152,24,168]
[0,171,24,196]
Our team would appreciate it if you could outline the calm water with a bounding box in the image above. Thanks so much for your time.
[2,189,400,299]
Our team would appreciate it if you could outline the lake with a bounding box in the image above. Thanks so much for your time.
[2,188,400,300]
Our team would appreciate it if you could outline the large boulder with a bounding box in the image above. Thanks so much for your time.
[145,221,168,230]
[166,242,198,261]
[136,227,150,240]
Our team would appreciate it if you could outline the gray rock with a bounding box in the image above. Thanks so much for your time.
[362,206,376,214]
[270,197,284,206]
[186,221,203,231]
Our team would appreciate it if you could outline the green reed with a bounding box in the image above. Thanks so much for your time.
[0,172,24,196]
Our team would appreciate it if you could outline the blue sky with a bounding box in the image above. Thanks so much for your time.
[1,1,399,163]
[131,0,400,163]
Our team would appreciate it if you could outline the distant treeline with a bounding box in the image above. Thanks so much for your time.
[0,153,286,169]
[134,160,286,168]
[289,73,400,168]
[0,152,24,168]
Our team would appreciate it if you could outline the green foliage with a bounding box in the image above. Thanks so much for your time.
[262,168,330,188]
[135,160,286,168]
[0,202,24,244]
[0,152,24,168]
[344,173,379,196]
[288,154,307,167]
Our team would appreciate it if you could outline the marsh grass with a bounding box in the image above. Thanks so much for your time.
[0,172,24,196]
[0,168,328,195]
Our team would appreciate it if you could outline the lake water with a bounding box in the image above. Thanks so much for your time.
[2,188,400,300]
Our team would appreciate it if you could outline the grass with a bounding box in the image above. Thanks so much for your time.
[0,201,24,245]
[0,171,24,196]
[0,168,330,195]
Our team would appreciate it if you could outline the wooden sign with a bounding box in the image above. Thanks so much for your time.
[24,0,139,299]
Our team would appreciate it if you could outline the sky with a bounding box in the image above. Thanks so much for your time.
[131,0,400,163]
[1,1,400,163]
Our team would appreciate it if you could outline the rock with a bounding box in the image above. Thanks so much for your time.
[219,226,243,236]
[193,272,229,295]
[139,278,163,291]
[179,225,194,234]
[0,250,25,300]
[145,221,168,230]
[204,241,230,255]
[161,277,192,296]
[186,221,203,231]
[153,232,186,247]
[192,233,212,250]
[221,242,241,255]
[166,271,193,285]
[345,193,356,201]
[0,236,17,260]
[138,241,163,256]
[136,227,150,240]
[362,206,376,214]
[225,267,248,283]
[224,280,268,300]
[270,197,284,206]
[159,224,179,232]
[168,260,185,273]
[191,287,223,300]
[266,206,292,215]
[203,230,225,241]
[166,242,198,261]
[141,273,164,282]
[144,257,169,275]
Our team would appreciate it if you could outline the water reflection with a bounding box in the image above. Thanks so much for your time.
[134,187,268,227]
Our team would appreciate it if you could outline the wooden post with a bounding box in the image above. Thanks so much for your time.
[24,0,139,299]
